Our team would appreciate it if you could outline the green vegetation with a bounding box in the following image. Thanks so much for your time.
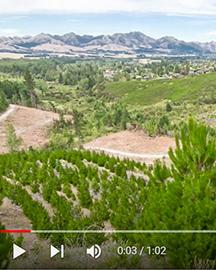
[24,70,38,107]
[0,91,8,112]
[0,119,215,268]
[0,58,104,88]
[0,57,215,139]
[44,84,132,144]
[132,119,216,268]
[106,72,216,106]
[0,225,12,269]
[6,123,23,152]
[0,57,215,268]
[0,79,32,107]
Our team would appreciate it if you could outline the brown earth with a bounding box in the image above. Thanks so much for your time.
[84,130,175,164]
[0,197,39,254]
[0,104,59,153]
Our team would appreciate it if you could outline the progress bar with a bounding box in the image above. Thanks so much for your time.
[32,230,216,234]
[1,230,216,234]
[0,229,31,233]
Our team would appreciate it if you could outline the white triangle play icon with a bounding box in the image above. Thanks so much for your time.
[50,245,60,258]
[13,244,26,259]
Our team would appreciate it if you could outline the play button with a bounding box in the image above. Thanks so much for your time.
[51,245,60,258]
[13,244,26,259]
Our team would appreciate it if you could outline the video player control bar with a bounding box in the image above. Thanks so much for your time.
[1,229,216,234]
[0,229,216,234]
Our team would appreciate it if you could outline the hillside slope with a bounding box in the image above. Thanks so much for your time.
[0,104,59,153]
[84,130,175,164]
[105,72,216,105]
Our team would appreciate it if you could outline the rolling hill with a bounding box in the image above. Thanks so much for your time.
[105,72,216,106]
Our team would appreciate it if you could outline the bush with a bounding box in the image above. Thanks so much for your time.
[7,124,22,152]
[6,123,23,152]
[143,119,158,137]
[0,91,8,112]
[135,119,216,268]
[166,102,173,112]
[158,115,170,135]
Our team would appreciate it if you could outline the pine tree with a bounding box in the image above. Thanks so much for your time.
[58,72,64,84]
[6,123,23,152]
[24,70,37,107]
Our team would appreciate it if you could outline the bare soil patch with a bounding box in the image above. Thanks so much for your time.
[84,130,175,164]
[0,197,37,250]
[0,104,59,153]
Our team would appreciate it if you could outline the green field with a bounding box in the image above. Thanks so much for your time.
[105,73,216,106]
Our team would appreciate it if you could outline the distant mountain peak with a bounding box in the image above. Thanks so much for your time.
[0,31,214,56]
[157,36,179,42]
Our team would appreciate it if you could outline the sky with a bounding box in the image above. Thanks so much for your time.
[0,0,216,42]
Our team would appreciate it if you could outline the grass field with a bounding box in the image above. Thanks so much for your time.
[105,72,216,105]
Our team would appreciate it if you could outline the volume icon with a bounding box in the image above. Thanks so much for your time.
[87,245,102,259]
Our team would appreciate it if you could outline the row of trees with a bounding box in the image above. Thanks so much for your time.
[0,115,215,267]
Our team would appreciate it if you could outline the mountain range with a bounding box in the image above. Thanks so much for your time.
[0,31,215,56]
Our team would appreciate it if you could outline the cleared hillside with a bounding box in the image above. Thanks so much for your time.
[84,130,175,164]
[105,72,216,106]
[0,104,59,153]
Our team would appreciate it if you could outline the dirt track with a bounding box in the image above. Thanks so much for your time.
[0,104,59,153]
[84,130,175,164]
[0,105,175,164]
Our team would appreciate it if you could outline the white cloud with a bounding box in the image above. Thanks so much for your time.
[0,0,216,15]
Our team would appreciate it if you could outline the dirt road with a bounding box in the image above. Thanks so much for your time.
[0,105,175,164]
[0,104,59,153]
[84,130,175,164]
[0,104,17,122]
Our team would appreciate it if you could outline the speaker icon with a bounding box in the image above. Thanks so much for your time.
[86,245,102,259]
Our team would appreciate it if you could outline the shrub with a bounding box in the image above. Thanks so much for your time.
[143,119,158,137]
[135,119,216,268]
[6,123,23,152]
[0,91,8,112]
[166,102,173,112]
[158,115,170,135]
